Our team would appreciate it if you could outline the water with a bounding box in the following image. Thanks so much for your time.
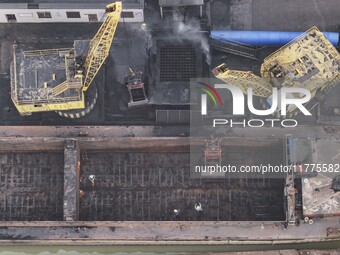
[0,241,339,255]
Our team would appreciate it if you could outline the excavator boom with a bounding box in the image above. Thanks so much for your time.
[212,63,272,98]
[82,2,122,91]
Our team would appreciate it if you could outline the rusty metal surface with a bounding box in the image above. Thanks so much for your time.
[0,152,64,221]
[327,227,340,237]
[79,149,285,221]
[299,139,340,217]
[0,218,339,243]
[63,139,80,221]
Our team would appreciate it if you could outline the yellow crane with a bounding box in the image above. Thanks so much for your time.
[212,63,272,98]
[11,2,122,117]
[212,27,340,116]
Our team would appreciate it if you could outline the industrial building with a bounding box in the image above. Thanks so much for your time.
[0,0,338,250]
[0,0,144,23]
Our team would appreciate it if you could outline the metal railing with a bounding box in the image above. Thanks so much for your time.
[210,37,258,60]
[52,81,82,97]
[23,48,72,57]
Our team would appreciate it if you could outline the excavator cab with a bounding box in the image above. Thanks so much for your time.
[106,4,116,13]
[212,63,228,76]
[106,2,121,15]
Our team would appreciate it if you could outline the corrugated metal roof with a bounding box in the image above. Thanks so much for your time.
[0,3,28,8]
[0,0,143,9]
[38,3,109,9]
[159,0,203,7]
[0,0,141,3]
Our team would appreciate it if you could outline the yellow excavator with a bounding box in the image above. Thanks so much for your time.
[11,2,122,118]
[212,27,340,117]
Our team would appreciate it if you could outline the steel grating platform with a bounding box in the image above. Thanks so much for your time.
[159,43,197,82]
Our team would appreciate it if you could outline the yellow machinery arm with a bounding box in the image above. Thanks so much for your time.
[212,27,340,117]
[82,2,122,91]
[212,63,272,98]
[212,27,340,104]
[10,1,122,116]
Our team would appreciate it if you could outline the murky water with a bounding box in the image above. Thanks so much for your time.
[0,241,339,255]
